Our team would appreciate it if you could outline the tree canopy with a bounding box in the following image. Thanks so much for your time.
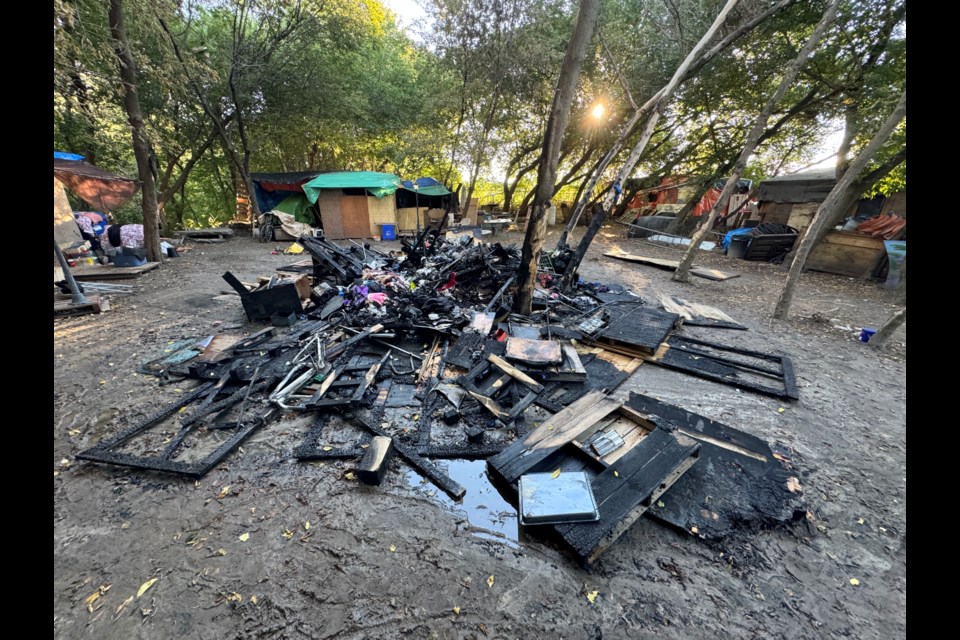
[54,0,905,229]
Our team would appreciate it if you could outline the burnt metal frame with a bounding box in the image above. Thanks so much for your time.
[76,382,273,477]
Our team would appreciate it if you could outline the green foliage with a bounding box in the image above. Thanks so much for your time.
[53,0,905,224]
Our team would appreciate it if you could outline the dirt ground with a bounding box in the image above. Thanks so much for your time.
[53,227,906,639]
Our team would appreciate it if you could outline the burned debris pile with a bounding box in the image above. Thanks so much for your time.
[77,230,803,565]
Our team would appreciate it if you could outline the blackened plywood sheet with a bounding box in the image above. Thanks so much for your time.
[627,392,803,539]
[596,305,679,354]
[553,428,700,565]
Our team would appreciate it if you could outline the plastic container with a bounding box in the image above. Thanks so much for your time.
[859,327,877,343]
[380,223,397,241]
[727,235,751,259]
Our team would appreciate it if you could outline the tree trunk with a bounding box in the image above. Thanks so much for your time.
[868,307,905,349]
[558,0,741,293]
[673,0,840,283]
[462,86,502,217]
[514,0,602,314]
[556,0,796,251]
[108,0,162,263]
[773,90,906,320]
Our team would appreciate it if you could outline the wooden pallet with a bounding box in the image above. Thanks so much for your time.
[70,262,160,281]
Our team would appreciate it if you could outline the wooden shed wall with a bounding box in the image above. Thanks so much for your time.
[318,190,345,239]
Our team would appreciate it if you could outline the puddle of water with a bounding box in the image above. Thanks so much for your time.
[404,459,519,547]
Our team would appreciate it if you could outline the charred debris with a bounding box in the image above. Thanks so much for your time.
[77,227,803,565]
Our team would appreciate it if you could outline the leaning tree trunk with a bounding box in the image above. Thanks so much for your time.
[868,307,905,349]
[558,0,741,293]
[556,0,797,251]
[673,0,840,283]
[773,90,906,320]
[108,0,162,263]
[514,0,602,314]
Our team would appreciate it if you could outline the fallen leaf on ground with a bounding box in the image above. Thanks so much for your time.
[613,471,619,477]
[218,486,230,498]
[773,452,788,461]
[137,578,157,599]
[550,468,561,479]
[777,407,785,413]
[121,522,130,530]
[216,549,226,556]
[322,446,333,451]
[344,472,356,481]
[850,578,860,586]
[84,591,101,611]
[226,592,242,603]
[486,575,494,588]
[786,477,802,493]
[389,544,396,552]
[239,532,250,542]
[115,595,134,616]
[250,595,258,605]
[856,518,865,525]
[478,623,489,636]
[691,526,699,534]
[656,500,665,508]
[304,521,311,530]
[585,590,599,603]
[453,606,461,615]
[282,529,293,539]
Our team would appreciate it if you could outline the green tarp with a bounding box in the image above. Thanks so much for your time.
[302,171,404,203]
[273,193,314,225]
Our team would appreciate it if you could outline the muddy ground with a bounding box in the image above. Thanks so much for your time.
[53,227,905,639]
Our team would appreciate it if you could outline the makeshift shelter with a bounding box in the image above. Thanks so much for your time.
[395,178,454,232]
[756,169,837,231]
[300,172,453,239]
[250,171,325,227]
[626,176,752,219]
[755,170,906,278]
[54,157,139,213]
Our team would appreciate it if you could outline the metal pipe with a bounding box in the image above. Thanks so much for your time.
[53,238,88,304]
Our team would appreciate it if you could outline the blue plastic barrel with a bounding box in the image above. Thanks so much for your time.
[381,223,397,241]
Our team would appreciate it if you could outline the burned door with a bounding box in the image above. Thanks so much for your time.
[340,195,370,238]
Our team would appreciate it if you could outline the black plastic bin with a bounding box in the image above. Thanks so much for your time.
[728,235,751,259]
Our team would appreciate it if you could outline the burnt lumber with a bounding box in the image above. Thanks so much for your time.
[355,436,395,485]
[487,391,701,565]
[648,335,799,400]
[627,393,803,538]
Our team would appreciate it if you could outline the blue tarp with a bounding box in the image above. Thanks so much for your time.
[722,227,754,252]
[54,151,86,161]
[401,177,442,189]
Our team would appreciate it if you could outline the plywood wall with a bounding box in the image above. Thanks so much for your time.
[367,196,397,236]
[318,190,344,239]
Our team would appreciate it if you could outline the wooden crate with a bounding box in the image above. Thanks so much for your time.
[806,230,885,277]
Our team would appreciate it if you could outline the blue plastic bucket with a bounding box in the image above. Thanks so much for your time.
[859,327,877,343]
[381,223,397,241]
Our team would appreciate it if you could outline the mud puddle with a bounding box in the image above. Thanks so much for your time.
[405,459,519,547]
